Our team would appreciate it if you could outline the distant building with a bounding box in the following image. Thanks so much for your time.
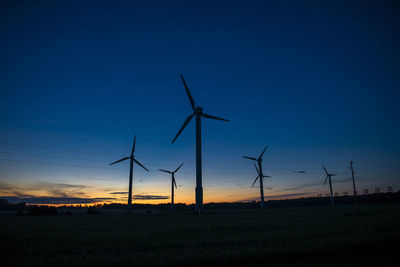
[334,193,339,197]
[375,188,380,194]
[343,192,348,196]
[388,187,393,193]
[364,189,369,194]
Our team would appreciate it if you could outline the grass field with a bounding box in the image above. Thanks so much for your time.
[1,204,400,266]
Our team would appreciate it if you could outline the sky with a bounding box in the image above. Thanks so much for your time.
[1,0,399,205]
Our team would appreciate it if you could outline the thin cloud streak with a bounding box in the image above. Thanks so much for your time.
[133,194,169,200]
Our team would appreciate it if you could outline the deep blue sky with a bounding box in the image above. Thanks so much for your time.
[1,0,399,204]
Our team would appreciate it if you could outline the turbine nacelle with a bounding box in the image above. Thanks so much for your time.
[195,107,203,114]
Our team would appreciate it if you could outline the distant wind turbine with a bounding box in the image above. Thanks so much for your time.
[322,164,336,206]
[350,161,358,214]
[109,135,149,211]
[242,146,270,208]
[159,163,184,211]
[171,74,229,213]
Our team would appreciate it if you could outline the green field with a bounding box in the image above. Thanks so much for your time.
[1,204,400,266]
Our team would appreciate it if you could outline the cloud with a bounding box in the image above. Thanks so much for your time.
[0,181,97,203]
[1,196,115,204]
[0,181,13,193]
[34,182,87,189]
[21,182,89,198]
[133,194,169,200]
[281,187,304,191]
[109,192,169,200]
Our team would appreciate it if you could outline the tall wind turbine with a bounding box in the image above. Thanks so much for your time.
[322,165,336,206]
[242,146,269,208]
[109,136,149,211]
[171,74,229,213]
[350,161,358,214]
[159,163,184,211]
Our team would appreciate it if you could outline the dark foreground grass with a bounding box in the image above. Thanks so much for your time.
[1,204,399,266]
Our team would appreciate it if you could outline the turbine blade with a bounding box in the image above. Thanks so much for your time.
[109,157,129,165]
[174,162,184,173]
[242,156,257,161]
[180,74,195,111]
[263,175,271,178]
[201,113,229,122]
[322,164,329,175]
[134,158,149,172]
[324,175,329,186]
[173,178,177,189]
[131,135,136,155]
[258,146,267,159]
[254,163,260,176]
[171,114,194,144]
[251,176,260,188]
[158,169,172,174]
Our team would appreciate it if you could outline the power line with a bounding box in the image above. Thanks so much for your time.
[0,142,399,176]
[0,150,397,176]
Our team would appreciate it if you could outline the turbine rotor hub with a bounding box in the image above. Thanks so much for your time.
[196,107,203,114]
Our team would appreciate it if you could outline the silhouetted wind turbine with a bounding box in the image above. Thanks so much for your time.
[171,74,229,213]
[159,163,184,211]
[243,146,269,208]
[109,136,149,211]
[350,161,358,214]
[322,164,336,206]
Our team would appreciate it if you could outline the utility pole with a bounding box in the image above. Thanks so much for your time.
[350,161,358,214]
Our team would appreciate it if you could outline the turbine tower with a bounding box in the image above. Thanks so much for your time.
[109,135,149,211]
[158,163,184,211]
[171,74,229,213]
[322,164,336,206]
[242,146,269,208]
[350,161,358,214]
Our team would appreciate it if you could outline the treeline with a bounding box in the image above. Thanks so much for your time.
[1,191,399,212]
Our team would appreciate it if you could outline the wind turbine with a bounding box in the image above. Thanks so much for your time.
[242,146,269,208]
[322,164,336,206]
[158,163,184,211]
[109,136,149,211]
[171,74,229,213]
[350,161,358,214]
